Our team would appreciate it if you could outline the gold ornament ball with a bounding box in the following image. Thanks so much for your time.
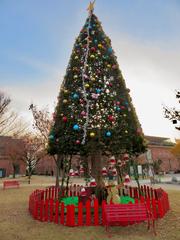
[125,130,128,134]
[64,89,68,94]
[98,44,102,48]
[123,114,127,117]
[90,54,95,58]
[63,99,68,104]
[85,83,90,88]
[73,75,78,79]
[91,77,96,81]
[107,64,111,68]
[90,132,95,137]
[74,56,79,59]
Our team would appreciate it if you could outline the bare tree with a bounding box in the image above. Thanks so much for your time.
[163,90,180,131]
[21,134,45,184]
[0,91,28,136]
[29,104,62,187]
[4,137,25,178]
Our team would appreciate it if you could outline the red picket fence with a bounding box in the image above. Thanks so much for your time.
[29,185,170,227]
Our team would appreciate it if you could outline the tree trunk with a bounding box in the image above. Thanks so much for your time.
[81,155,89,178]
[91,151,103,187]
[28,172,31,184]
[132,157,142,195]
[53,154,62,188]
[13,166,16,179]
[65,155,72,196]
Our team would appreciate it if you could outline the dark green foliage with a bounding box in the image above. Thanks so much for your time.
[48,13,146,158]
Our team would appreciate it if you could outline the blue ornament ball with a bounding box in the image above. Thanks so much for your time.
[108,47,113,53]
[106,131,111,137]
[48,135,54,140]
[73,93,79,99]
[96,88,101,94]
[73,124,79,131]
[116,106,121,111]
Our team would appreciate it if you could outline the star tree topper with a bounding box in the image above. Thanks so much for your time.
[87,0,96,14]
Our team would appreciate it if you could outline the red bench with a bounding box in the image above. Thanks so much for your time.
[104,203,156,235]
[3,180,20,190]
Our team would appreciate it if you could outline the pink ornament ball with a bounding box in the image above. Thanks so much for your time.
[76,140,81,145]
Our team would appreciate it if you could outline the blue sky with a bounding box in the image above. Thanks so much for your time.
[0,0,180,139]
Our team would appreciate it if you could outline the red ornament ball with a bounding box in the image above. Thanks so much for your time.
[62,116,67,122]
[91,47,96,52]
[108,115,115,122]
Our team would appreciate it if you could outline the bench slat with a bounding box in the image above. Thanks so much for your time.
[3,180,20,189]
[104,203,155,235]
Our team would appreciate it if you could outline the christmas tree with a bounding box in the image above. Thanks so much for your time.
[48,2,146,184]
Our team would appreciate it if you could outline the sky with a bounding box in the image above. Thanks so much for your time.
[0,0,180,140]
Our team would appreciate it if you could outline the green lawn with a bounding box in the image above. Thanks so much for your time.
[0,179,180,240]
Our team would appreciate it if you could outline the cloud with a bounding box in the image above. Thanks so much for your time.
[112,35,180,139]
[13,54,61,74]
[1,71,63,124]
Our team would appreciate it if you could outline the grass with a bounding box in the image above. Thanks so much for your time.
[0,177,180,240]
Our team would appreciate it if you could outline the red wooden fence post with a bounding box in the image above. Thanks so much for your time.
[34,201,38,220]
[54,200,59,224]
[102,200,106,226]
[140,196,145,203]
[48,187,51,200]
[157,199,164,218]
[44,199,49,222]
[146,197,151,212]
[60,203,64,225]
[86,200,91,226]
[78,202,83,226]
[52,187,55,200]
[152,199,158,219]
[49,199,54,222]
[154,189,158,200]
[66,205,71,226]
[41,191,44,201]
[70,205,75,226]
[94,198,99,226]
[147,186,150,199]
[134,187,138,198]
[39,200,44,221]
[45,189,48,200]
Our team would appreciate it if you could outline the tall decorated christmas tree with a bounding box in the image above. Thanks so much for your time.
[48,2,146,186]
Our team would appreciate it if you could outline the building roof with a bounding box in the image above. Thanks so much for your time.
[145,135,175,146]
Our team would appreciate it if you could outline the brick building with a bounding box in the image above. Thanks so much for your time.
[138,136,180,173]
[0,136,26,177]
[36,135,180,176]
[0,135,179,178]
